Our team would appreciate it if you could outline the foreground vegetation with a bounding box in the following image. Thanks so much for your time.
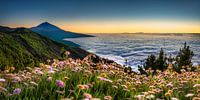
[0,54,199,100]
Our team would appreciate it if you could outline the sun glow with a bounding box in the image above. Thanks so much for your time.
[6,20,200,34]
[58,20,200,33]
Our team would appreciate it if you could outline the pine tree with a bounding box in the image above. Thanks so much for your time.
[144,54,156,70]
[156,48,167,71]
[176,42,194,70]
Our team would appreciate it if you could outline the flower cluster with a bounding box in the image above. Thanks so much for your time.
[0,54,199,100]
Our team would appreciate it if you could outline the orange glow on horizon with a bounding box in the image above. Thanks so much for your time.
[58,20,200,33]
[6,20,200,33]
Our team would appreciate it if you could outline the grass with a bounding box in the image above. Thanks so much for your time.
[0,56,200,100]
[0,27,89,70]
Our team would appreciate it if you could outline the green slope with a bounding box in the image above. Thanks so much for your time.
[0,26,90,70]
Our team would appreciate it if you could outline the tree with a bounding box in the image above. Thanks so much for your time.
[176,42,194,70]
[139,48,167,74]
[144,54,156,70]
[155,48,167,71]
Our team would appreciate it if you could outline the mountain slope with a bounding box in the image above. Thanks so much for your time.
[0,26,90,70]
[31,22,94,46]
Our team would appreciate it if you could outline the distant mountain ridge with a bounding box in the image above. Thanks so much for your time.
[31,22,94,46]
[0,26,90,70]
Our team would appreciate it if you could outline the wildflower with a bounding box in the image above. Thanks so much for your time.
[165,92,171,97]
[123,88,130,92]
[47,77,52,82]
[180,69,186,73]
[30,81,38,86]
[165,90,172,97]
[61,98,71,100]
[23,82,29,86]
[0,86,7,92]
[56,80,65,88]
[5,74,16,78]
[193,84,200,88]
[48,70,55,74]
[192,97,200,100]
[166,82,173,88]
[64,76,70,81]
[156,98,163,100]
[9,66,15,71]
[13,88,21,94]
[134,95,145,100]
[168,63,173,69]
[86,83,93,88]
[116,79,122,82]
[100,73,107,78]
[56,90,65,94]
[197,89,200,93]
[35,69,44,75]
[77,85,89,90]
[132,88,136,91]
[0,78,6,82]
[97,76,113,83]
[142,92,149,96]
[104,96,112,100]
[26,67,32,71]
[12,77,21,83]
[136,81,142,84]
[171,97,179,100]
[185,93,194,97]
[121,85,128,89]
[148,91,156,94]
[146,94,155,99]
[91,98,101,100]
[83,93,92,99]
[65,51,70,56]
[112,85,118,89]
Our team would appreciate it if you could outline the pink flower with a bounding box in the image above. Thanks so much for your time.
[97,76,113,83]
[13,88,21,94]
[12,77,21,83]
[83,93,92,99]
[56,80,65,88]
[47,77,52,82]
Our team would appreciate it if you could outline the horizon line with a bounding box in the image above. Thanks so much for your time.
[1,24,200,34]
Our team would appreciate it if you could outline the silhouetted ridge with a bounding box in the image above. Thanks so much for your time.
[31,22,94,46]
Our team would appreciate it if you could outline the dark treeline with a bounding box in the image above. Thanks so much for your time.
[137,42,195,74]
[124,42,196,74]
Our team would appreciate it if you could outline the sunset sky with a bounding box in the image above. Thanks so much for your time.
[0,0,200,33]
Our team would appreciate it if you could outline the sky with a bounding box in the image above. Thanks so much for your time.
[0,0,200,33]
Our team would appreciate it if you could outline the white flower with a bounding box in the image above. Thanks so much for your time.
[30,81,38,86]
[0,78,6,82]
[171,97,179,100]
[193,84,200,88]
[134,95,145,99]
[185,93,194,97]
[146,94,155,99]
